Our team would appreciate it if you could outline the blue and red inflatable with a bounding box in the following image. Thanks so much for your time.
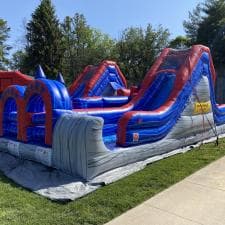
[0,45,224,182]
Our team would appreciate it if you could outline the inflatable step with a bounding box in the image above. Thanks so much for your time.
[27,126,45,141]
[4,111,18,122]
[72,97,103,109]
[31,112,46,124]
[31,110,70,124]
[103,124,117,136]
[72,96,129,109]
[3,122,17,135]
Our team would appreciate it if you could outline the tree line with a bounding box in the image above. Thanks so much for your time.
[1,0,225,85]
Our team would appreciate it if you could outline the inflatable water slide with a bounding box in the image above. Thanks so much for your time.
[0,45,224,190]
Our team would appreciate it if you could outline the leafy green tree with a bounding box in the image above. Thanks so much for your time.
[116,25,170,84]
[169,36,191,49]
[61,13,115,83]
[0,19,11,70]
[10,50,28,72]
[61,14,92,82]
[87,28,116,64]
[25,0,64,77]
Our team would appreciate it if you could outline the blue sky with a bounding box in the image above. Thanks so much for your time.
[0,0,201,51]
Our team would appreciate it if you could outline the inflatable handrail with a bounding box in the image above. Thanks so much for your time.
[68,65,93,95]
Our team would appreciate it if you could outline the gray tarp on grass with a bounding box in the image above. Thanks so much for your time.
[0,131,223,201]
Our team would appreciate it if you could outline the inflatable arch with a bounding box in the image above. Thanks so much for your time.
[0,68,72,146]
[0,85,26,140]
[21,78,72,145]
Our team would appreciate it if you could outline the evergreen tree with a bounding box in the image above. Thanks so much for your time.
[26,0,64,78]
[198,0,225,65]
[183,0,225,65]
[183,3,203,44]
[0,19,11,70]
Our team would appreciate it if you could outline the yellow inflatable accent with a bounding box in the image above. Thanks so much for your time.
[194,101,211,114]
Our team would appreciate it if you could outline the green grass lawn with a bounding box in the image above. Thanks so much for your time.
[0,139,225,225]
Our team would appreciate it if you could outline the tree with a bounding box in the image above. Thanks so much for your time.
[183,0,225,65]
[25,0,64,78]
[116,25,170,84]
[0,19,11,70]
[61,13,116,83]
[61,14,92,82]
[10,50,28,72]
[183,3,203,44]
[198,0,225,43]
[169,36,191,49]
[198,0,225,65]
[87,28,116,64]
